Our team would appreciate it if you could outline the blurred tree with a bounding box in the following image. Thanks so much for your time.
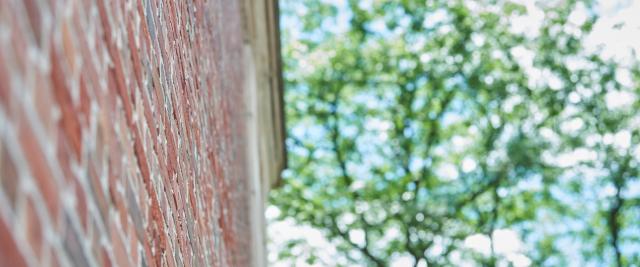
[271,0,640,266]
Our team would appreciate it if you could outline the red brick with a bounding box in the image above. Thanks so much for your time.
[32,74,56,137]
[128,222,140,266]
[1,0,254,266]
[50,44,82,161]
[0,52,12,108]
[21,0,43,45]
[71,179,89,232]
[22,197,43,258]
[17,112,60,223]
[110,219,132,267]
[100,245,112,267]
[0,217,29,267]
[5,8,28,75]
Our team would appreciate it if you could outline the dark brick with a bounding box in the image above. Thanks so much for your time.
[0,139,19,210]
[62,213,90,267]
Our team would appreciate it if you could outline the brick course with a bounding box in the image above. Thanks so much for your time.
[0,0,253,266]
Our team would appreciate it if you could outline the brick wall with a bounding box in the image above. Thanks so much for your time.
[0,0,255,266]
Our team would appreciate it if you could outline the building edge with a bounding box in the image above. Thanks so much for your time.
[241,0,286,266]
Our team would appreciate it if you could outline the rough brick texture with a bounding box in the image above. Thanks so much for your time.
[0,0,252,266]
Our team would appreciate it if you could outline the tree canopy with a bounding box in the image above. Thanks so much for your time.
[270,0,640,266]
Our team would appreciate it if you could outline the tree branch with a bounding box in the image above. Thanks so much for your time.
[329,216,385,267]
[608,154,630,267]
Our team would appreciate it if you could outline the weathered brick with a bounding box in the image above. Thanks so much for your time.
[0,0,259,266]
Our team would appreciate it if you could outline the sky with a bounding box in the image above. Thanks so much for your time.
[270,0,640,266]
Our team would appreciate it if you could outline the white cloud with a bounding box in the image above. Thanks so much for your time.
[560,117,584,134]
[390,254,416,267]
[349,229,366,247]
[568,2,589,26]
[266,205,282,220]
[508,253,533,267]
[462,157,477,173]
[464,234,492,256]
[436,162,459,181]
[616,68,634,87]
[586,0,640,64]
[509,0,544,38]
[268,219,340,266]
[605,90,636,109]
[552,148,598,167]
[613,130,632,150]
[492,229,524,255]
[464,229,530,266]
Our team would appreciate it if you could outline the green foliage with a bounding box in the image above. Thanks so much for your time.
[271,0,640,266]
